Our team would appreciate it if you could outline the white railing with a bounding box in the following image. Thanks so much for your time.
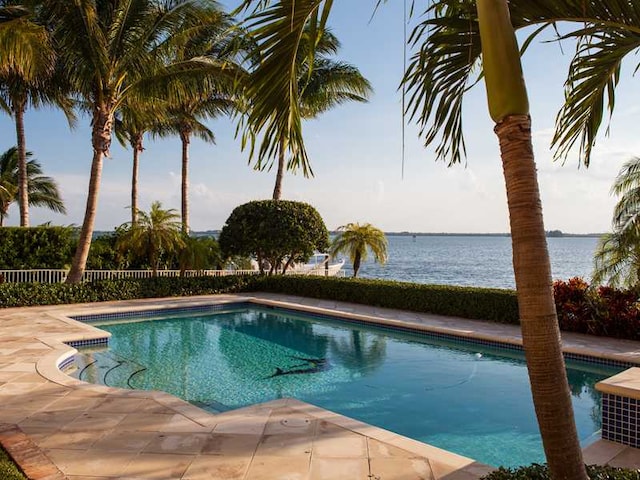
[0,269,260,284]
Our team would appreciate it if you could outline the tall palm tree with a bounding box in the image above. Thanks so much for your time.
[0,1,73,227]
[0,146,65,226]
[152,8,245,233]
[114,101,162,226]
[251,27,371,200]
[152,108,218,234]
[42,0,239,283]
[330,223,387,277]
[117,201,184,275]
[592,157,640,287]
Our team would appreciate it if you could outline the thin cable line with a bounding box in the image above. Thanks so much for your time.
[401,0,407,180]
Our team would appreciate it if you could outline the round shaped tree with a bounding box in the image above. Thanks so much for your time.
[219,200,329,274]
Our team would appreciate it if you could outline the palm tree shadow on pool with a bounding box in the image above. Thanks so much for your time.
[329,331,387,378]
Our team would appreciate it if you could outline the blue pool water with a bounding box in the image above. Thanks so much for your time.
[73,307,622,468]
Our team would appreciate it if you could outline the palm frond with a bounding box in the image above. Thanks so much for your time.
[0,146,65,217]
[241,0,328,176]
[551,28,640,166]
[592,228,640,288]
[299,59,372,118]
[402,0,640,166]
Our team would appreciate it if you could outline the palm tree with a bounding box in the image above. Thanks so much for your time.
[592,157,640,287]
[0,1,73,227]
[593,228,640,288]
[177,236,222,275]
[330,223,387,278]
[42,0,239,283]
[152,9,245,233]
[117,201,185,275]
[114,101,161,226]
[250,27,371,200]
[152,109,219,234]
[0,146,65,226]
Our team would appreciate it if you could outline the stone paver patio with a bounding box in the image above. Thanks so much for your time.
[0,293,639,479]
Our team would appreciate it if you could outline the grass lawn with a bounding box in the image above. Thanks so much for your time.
[0,447,25,480]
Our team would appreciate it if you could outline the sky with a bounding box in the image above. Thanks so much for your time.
[2,2,639,234]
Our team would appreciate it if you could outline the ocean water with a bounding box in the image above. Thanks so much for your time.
[340,235,600,289]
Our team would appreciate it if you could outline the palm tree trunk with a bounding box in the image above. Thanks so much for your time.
[496,114,586,480]
[272,137,286,200]
[180,128,190,234]
[131,134,143,226]
[353,250,361,278]
[14,99,29,227]
[66,106,112,283]
[131,133,143,226]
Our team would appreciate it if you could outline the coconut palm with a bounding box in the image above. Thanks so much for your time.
[249,26,371,200]
[593,228,640,288]
[0,146,65,226]
[41,0,240,283]
[152,9,246,233]
[0,1,73,227]
[402,2,640,477]
[152,109,219,234]
[177,236,222,275]
[592,157,640,287]
[114,100,165,226]
[330,223,387,278]
[117,201,185,275]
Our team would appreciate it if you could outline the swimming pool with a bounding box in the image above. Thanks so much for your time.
[71,305,624,468]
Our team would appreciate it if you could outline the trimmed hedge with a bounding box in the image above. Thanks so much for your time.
[483,464,640,480]
[255,276,520,324]
[0,275,256,308]
[3,274,640,342]
[0,226,75,269]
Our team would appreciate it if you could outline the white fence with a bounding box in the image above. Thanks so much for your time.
[0,267,345,284]
[0,269,260,284]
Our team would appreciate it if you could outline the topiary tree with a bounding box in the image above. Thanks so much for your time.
[219,200,329,275]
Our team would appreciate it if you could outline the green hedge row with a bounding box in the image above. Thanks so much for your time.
[255,276,520,324]
[0,275,256,308]
[0,275,519,324]
[483,464,640,480]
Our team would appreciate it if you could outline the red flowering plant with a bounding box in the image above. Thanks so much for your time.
[553,277,640,340]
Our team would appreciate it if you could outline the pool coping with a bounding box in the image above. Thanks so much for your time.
[2,293,640,478]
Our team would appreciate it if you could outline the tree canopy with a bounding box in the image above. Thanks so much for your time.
[218,199,329,274]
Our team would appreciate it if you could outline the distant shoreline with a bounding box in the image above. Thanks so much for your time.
[382,232,603,238]
[200,230,603,238]
[94,230,604,238]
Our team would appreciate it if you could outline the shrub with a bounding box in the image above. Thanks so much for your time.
[0,226,75,269]
[86,230,130,270]
[554,277,640,340]
[483,463,640,480]
[219,200,329,274]
[255,276,520,323]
